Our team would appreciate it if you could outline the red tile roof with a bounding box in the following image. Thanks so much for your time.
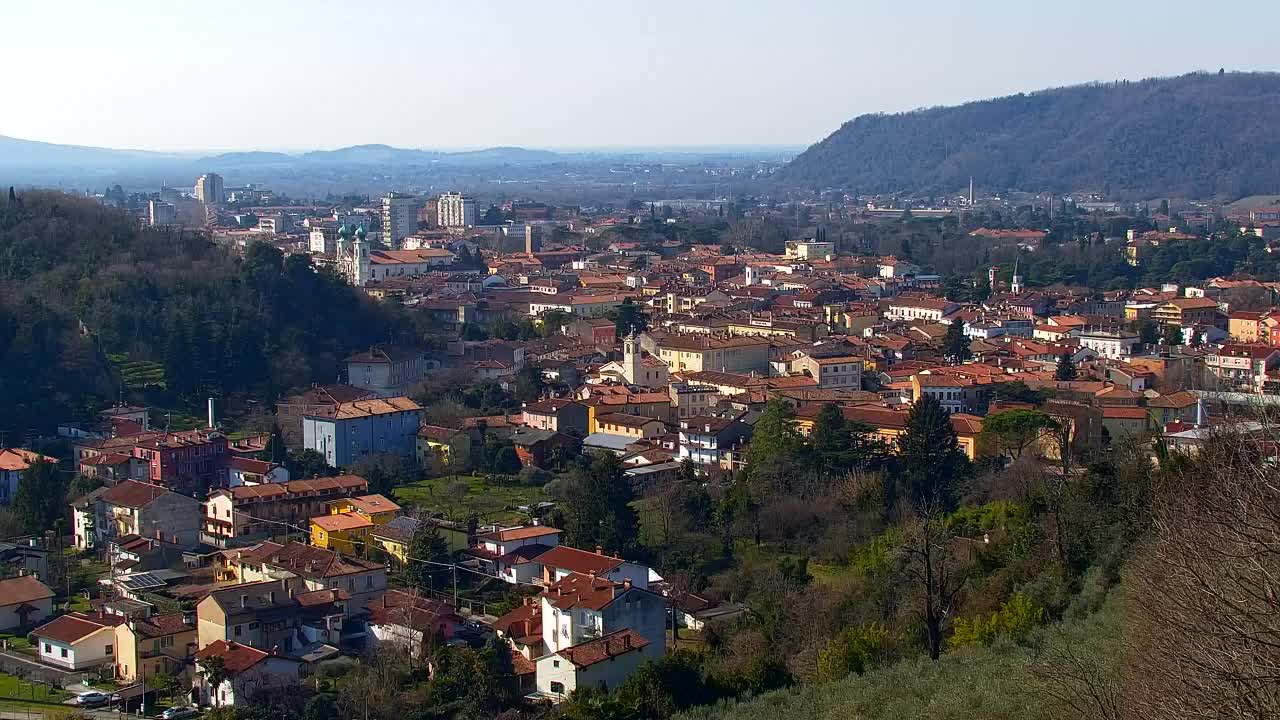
[100,480,169,509]
[32,614,111,644]
[0,576,54,606]
[543,572,621,612]
[556,629,650,668]
[195,640,269,675]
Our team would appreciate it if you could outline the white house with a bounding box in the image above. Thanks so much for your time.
[345,346,431,398]
[470,526,563,585]
[31,613,117,671]
[534,629,658,701]
[194,640,302,707]
[885,299,958,323]
[226,457,289,487]
[534,545,653,590]
[0,575,54,631]
[1075,329,1140,359]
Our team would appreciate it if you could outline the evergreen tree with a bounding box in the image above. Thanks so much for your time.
[403,522,450,590]
[561,452,639,553]
[614,297,649,338]
[944,320,971,364]
[744,398,804,472]
[1054,353,1079,381]
[14,458,65,534]
[897,395,968,513]
[1163,324,1185,346]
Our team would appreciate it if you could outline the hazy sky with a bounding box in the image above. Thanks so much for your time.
[5,0,1278,152]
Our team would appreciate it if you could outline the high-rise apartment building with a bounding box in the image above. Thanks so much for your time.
[195,173,224,205]
[437,192,476,228]
[381,193,419,248]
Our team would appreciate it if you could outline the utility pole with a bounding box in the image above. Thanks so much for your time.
[452,564,458,607]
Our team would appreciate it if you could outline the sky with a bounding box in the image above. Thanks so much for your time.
[4,0,1279,153]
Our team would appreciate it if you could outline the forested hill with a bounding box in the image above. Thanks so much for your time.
[0,191,415,437]
[781,72,1280,198]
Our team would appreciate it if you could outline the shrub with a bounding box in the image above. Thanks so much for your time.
[950,593,1044,649]
[816,623,892,681]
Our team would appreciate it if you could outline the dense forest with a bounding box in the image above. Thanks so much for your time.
[781,71,1280,198]
[0,190,416,437]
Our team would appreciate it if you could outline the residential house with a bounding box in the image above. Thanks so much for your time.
[114,612,197,683]
[302,397,424,468]
[677,416,752,469]
[1228,311,1263,343]
[521,399,591,437]
[31,613,119,671]
[535,545,652,589]
[226,457,289,487]
[0,575,54,631]
[910,373,985,415]
[669,383,720,419]
[416,425,472,470]
[203,475,369,548]
[366,590,462,657]
[194,640,302,708]
[1147,391,1203,426]
[789,352,864,389]
[468,525,563,584]
[1101,407,1155,443]
[224,542,387,612]
[509,428,581,468]
[91,480,201,549]
[275,385,377,447]
[131,429,229,494]
[311,493,400,553]
[345,346,431,398]
[535,629,655,702]
[593,414,667,440]
[1205,344,1280,392]
[533,571,666,700]
[196,579,308,652]
[0,449,56,506]
[1152,298,1220,328]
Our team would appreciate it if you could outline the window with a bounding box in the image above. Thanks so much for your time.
[365,575,373,589]
[248,622,259,630]
[105,645,113,655]
[552,660,560,668]
[61,648,68,658]
[234,625,242,637]
[550,682,565,694]
[43,643,50,653]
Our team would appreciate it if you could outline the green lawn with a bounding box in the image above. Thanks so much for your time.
[0,673,71,703]
[0,633,32,651]
[393,474,547,524]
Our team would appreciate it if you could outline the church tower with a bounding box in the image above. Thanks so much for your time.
[352,225,371,287]
[623,332,642,385]
[1010,257,1023,294]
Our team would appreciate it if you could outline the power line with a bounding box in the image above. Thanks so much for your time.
[227,509,548,588]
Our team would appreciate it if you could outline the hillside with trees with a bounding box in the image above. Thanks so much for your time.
[0,190,419,437]
[781,71,1280,198]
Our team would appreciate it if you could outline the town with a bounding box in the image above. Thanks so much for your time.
[1,169,1279,720]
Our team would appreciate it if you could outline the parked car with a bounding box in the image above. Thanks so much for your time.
[76,692,110,708]
[159,705,201,720]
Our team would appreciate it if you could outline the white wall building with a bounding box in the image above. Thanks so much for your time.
[437,192,477,228]
[381,193,419,248]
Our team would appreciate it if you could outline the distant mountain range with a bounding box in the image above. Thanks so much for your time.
[0,136,569,173]
[780,71,1280,199]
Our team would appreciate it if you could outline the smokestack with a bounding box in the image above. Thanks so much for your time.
[207,398,216,429]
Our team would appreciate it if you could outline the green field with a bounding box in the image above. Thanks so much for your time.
[393,474,547,524]
[0,673,71,704]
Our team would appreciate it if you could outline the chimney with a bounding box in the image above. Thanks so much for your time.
[623,578,632,591]
[207,398,216,429]
[622,634,631,649]
[595,545,603,555]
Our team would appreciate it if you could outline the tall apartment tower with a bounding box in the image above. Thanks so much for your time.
[437,192,476,228]
[195,173,224,205]
[148,199,177,226]
[381,192,419,249]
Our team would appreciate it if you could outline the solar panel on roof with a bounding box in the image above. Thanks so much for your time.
[118,573,166,591]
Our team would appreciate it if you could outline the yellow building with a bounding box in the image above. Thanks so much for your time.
[311,513,374,554]
[330,494,401,524]
[113,613,196,684]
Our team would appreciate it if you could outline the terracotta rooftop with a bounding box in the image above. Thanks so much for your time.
[537,546,625,579]
[0,575,54,606]
[477,525,562,543]
[556,628,650,668]
[195,640,271,675]
[100,480,170,509]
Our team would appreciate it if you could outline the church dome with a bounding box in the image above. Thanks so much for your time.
[338,224,351,239]
[354,225,367,240]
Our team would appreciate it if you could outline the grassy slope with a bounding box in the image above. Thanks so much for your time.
[678,593,1124,720]
[393,474,546,525]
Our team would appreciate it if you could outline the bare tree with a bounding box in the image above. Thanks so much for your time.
[900,499,969,660]
[1125,430,1280,719]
